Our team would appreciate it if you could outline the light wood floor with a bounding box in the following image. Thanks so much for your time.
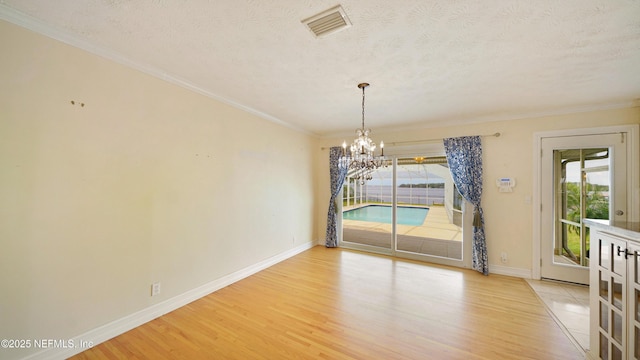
[71,246,585,359]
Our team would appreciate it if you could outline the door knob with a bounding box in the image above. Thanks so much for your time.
[616,210,624,216]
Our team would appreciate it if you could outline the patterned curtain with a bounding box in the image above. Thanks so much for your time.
[443,136,488,275]
[325,147,348,247]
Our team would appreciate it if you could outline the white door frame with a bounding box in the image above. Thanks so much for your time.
[532,125,639,280]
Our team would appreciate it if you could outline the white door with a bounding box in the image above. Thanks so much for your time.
[540,133,628,284]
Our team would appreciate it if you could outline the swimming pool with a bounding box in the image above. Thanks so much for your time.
[343,205,429,226]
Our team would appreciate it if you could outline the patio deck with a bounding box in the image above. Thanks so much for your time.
[342,205,462,259]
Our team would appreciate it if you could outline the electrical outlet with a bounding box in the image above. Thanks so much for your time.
[151,282,161,297]
[500,252,508,264]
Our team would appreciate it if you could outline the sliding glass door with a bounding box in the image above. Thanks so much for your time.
[341,155,470,267]
[341,162,393,253]
[395,157,463,260]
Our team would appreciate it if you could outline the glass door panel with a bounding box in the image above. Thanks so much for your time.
[341,164,393,252]
[554,148,609,268]
[394,157,462,260]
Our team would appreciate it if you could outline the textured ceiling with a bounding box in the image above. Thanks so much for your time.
[1,0,639,137]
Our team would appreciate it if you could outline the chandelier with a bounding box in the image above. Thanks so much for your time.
[339,83,387,184]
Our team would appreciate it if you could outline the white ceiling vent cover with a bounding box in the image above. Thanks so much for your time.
[302,5,352,38]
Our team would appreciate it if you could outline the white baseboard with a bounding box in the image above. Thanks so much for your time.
[23,241,317,360]
[489,264,532,279]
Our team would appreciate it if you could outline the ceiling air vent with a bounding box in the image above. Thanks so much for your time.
[302,5,352,38]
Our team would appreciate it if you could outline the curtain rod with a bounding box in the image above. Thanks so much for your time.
[321,132,500,150]
[385,132,501,146]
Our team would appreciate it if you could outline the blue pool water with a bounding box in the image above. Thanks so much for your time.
[343,205,428,226]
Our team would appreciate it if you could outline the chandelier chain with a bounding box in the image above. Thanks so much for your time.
[361,84,365,130]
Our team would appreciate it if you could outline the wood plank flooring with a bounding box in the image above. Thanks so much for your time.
[71,246,585,359]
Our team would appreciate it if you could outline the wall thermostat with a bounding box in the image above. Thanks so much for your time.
[496,178,516,192]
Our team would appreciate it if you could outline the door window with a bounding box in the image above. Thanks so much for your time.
[554,148,610,268]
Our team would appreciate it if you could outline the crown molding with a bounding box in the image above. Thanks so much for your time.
[0,4,315,137]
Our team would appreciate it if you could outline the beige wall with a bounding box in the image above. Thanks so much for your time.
[0,21,317,359]
[316,107,640,272]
